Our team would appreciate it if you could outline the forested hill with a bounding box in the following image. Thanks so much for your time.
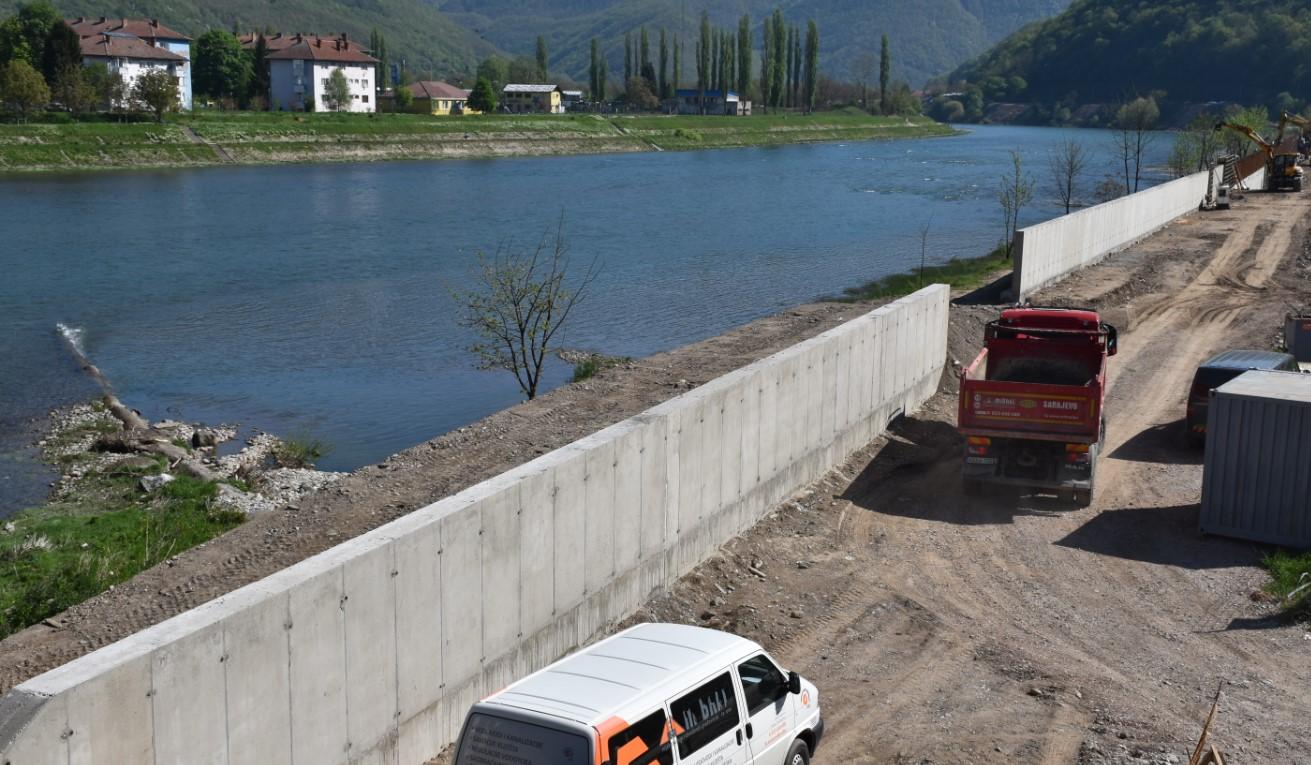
[0,0,501,76]
[950,0,1311,105]
[434,0,1071,86]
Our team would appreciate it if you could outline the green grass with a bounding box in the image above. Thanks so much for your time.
[0,120,212,170]
[834,246,1013,302]
[0,468,244,639]
[572,357,602,382]
[1263,550,1311,621]
[611,112,955,150]
[273,435,329,469]
[0,110,955,171]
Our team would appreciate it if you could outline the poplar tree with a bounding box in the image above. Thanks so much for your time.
[711,29,720,95]
[761,17,772,109]
[803,21,818,114]
[879,34,890,115]
[737,15,751,101]
[659,28,668,98]
[598,58,607,101]
[723,29,734,96]
[639,27,649,75]
[697,11,710,112]
[770,9,785,108]
[784,26,795,107]
[672,37,680,93]
[589,37,599,99]
[624,32,633,84]
[786,26,797,106]
[536,36,548,81]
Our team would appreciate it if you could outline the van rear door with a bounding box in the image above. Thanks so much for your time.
[455,711,592,765]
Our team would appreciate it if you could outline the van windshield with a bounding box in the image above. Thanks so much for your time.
[455,713,591,765]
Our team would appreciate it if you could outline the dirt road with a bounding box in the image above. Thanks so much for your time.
[630,191,1311,764]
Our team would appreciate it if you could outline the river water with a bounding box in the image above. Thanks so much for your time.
[0,125,1174,514]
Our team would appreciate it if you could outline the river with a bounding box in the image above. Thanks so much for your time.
[0,124,1176,514]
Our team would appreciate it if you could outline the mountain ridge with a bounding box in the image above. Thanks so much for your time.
[949,0,1311,107]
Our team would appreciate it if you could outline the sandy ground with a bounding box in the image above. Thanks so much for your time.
[5,188,1309,765]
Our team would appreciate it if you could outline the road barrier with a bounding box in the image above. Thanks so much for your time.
[1013,159,1267,300]
[0,285,950,765]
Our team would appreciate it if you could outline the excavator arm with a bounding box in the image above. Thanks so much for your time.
[1215,121,1274,159]
[1277,111,1310,144]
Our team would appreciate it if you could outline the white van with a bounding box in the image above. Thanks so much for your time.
[454,623,825,765]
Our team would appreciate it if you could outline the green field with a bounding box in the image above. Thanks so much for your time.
[0,110,954,172]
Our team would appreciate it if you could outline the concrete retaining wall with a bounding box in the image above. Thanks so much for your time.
[1013,159,1267,300]
[0,284,950,765]
[1012,169,1217,300]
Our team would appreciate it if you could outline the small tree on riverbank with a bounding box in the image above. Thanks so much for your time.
[1114,96,1159,194]
[999,149,1034,259]
[1,58,48,120]
[1049,138,1086,214]
[132,68,178,122]
[324,68,350,112]
[453,219,598,401]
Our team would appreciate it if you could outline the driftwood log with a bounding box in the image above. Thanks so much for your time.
[58,325,223,484]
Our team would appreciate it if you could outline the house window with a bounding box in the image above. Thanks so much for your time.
[362,94,369,103]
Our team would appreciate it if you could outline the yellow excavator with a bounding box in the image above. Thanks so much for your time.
[1215,121,1305,192]
[1276,111,1311,162]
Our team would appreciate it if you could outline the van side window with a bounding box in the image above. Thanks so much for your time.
[669,672,741,757]
[738,654,786,715]
[607,709,673,765]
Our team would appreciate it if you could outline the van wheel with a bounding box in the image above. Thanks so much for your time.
[786,740,811,765]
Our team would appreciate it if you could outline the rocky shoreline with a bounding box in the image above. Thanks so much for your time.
[36,400,345,518]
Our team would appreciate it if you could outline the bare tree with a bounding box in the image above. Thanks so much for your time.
[999,150,1035,259]
[1048,138,1086,214]
[1114,96,1159,194]
[453,219,598,400]
[850,51,878,109]
[918,216,933,288]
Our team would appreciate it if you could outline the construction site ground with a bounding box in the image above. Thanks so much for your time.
[618,191,1311,765]
[4,190,1310,765]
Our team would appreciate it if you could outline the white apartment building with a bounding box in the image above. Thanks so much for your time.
[259,34,378,113]
[69,18,192,110]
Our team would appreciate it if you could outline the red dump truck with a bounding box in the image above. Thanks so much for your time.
[957,307,1118,506]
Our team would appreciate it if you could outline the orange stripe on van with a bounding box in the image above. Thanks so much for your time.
[595,715,629,765]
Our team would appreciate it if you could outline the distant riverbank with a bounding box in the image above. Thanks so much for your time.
[0,110,955,172]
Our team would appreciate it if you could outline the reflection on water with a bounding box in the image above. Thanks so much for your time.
[0,125,1174,514]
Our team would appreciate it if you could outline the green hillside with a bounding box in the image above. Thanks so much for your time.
[433,0,1071,87]
[950,0,1311,105]
[1,0,502,78]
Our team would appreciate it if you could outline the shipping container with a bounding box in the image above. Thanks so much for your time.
[1286,313,1311,368]
[1200,370,1311,547]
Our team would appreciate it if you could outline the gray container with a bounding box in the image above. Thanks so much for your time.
[1287,314,1311,364]
[1200,370,1311,547]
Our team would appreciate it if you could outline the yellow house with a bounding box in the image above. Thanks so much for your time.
[389,80,477,115]
[502,84,564,114]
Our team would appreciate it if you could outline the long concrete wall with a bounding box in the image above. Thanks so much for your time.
[1012,168,1218,299]
[0,285,950,765]
[1013,159,1267,300]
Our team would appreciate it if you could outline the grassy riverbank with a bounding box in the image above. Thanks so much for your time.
[834,246,1013,302]
[0,406,245,639]
[0,110,954,172]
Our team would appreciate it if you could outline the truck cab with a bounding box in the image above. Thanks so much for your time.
[957,307,1117,506]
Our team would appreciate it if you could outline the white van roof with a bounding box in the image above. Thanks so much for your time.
[482,623,760,728]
